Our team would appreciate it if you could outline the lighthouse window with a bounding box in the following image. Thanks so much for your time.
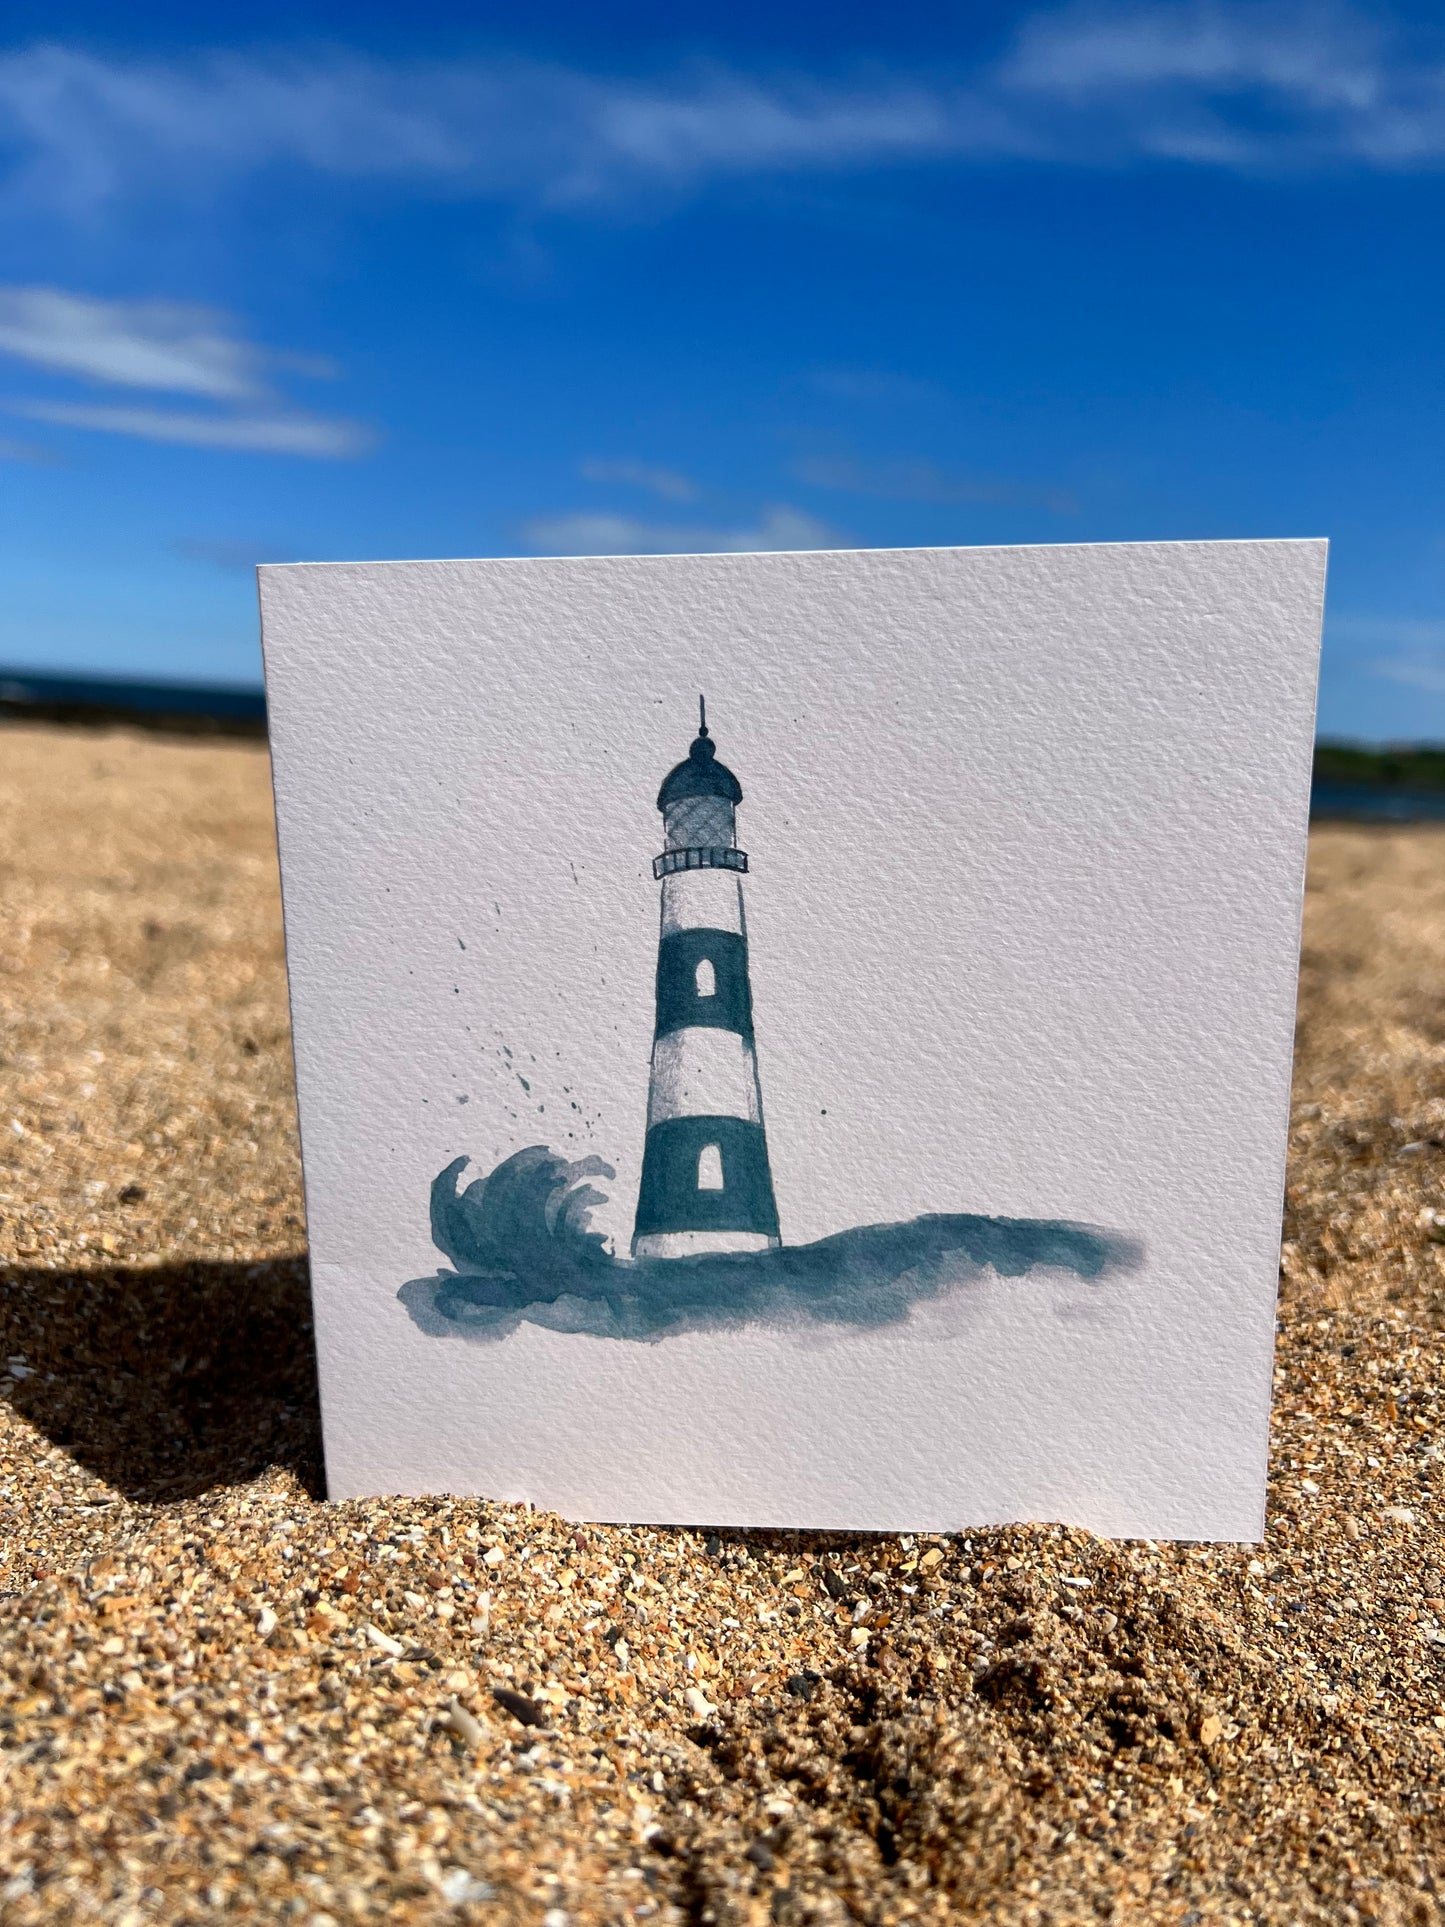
[695,957,716,998]
[697,1143,724,1191]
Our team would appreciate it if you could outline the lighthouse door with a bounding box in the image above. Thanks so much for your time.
[697,1142,724,1190]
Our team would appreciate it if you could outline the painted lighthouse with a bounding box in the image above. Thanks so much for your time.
[632,702,782,1259]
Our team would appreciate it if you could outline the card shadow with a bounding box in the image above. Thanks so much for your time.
[0,1257,323,1503]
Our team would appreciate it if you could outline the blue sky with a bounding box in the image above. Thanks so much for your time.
[3,1,1445,738]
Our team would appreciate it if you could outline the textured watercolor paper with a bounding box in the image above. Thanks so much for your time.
[258,539,1326,1538]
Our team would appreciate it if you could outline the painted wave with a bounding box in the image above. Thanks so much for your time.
[398,1146,1140,1344]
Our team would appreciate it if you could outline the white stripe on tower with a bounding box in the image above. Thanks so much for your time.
[641,1229,774,1258]
[647,1028,764,1127]
[659,867,743,936]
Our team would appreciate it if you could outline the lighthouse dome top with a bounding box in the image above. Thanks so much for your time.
[657,711,743,810]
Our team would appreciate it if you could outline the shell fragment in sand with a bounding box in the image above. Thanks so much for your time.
[363,1623,406,1658]
[441,1698,487,1749]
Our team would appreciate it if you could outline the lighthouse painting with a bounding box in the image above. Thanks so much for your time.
[633,700,781,1259]
[398,698,1139,1343]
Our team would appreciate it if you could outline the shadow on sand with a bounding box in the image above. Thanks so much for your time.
[0,1255,322,1501]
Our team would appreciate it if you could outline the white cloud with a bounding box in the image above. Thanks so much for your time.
[2,5,1444,222]
[996,0,1435,167]
[1376,659,1445,695]
[0,284,370,458]
[520,504,842,556]
[0,46,976,213]
[1331,615,1445,645]
[794,451,1077,514]
[1328,614,1445,694]
[10,399,371,457]
[0,431,49,460]
[580,458,698,502]
[0,286,286,397]
[1003,1,1384,105]
[806,368,942,405]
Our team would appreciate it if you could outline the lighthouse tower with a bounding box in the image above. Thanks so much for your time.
[632,702,782,1259]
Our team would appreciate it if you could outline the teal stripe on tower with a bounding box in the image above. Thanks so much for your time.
[632,702,781,1260]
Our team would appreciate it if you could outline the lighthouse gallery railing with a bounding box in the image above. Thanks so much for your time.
[652,845,749,880]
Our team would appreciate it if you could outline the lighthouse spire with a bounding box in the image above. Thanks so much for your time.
[632,706,781,1260]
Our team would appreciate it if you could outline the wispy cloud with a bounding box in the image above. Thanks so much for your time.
[11,398,371,457]
[2,5,1444,223]
[519,503,842,556]
[997,0,1421,166]
[0,430,50,460]
[806,368,942,405]
[1374,651,1445,695]
[0,286,329,397]
[1332,614,1445,695]
[795,450,1077,514]
[579,458,698,502]
[0,46,965,214]
[1005,2,1381,99]
[0,285,370,458]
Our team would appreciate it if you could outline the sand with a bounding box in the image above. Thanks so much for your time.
[1,718,1444,1925]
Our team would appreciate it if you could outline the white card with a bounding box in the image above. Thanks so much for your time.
[259,539,1325,1538]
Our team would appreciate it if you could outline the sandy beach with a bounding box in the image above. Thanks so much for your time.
[1,717,1443,1924]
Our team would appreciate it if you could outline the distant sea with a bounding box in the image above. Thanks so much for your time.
[3,670,1445,822]
[1310,781,1445,823]
[0,668,265,731]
